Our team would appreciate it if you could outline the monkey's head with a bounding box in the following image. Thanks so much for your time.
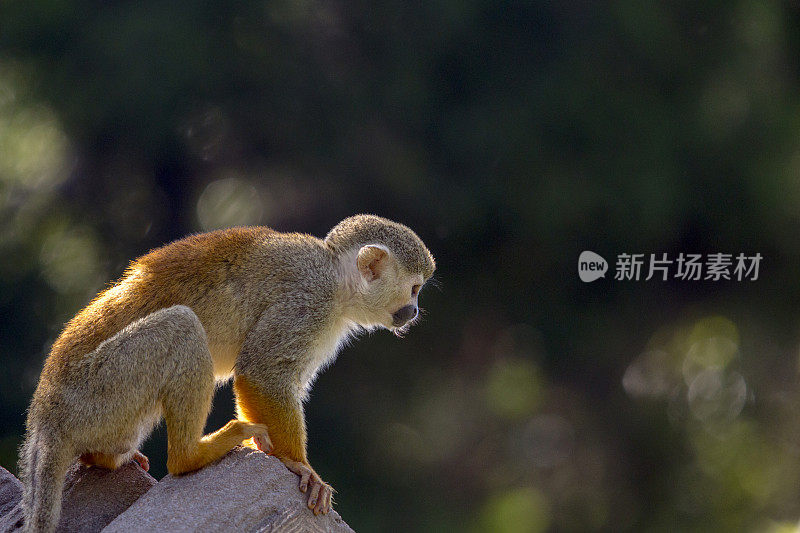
[326,215,436,334]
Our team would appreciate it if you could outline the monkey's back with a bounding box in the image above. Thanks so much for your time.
[38,227,279,384]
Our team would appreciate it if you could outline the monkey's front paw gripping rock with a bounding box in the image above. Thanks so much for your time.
[274,457,335,515]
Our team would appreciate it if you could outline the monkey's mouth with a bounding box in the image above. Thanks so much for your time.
[390,305,420,337]
[391,305,418,328]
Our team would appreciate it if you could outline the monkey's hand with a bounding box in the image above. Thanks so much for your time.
[248,429,333,514]
[256,441,336,515]
[282,458,334,516]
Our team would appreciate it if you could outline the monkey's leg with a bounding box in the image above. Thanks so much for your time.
[79,450,150,471]
[79,452,120,469]
[234,375,334,515]
[164,415,272,475]
[157,308,272,475]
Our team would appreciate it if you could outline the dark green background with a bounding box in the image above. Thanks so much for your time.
[2,1,800,531]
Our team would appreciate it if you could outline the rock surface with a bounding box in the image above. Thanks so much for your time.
[0,461,157,533]
[0,447,353,532]
[0,466,24,532]
[103,448,354,533]
[58,461,157,532]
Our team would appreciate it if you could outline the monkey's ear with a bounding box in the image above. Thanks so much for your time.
[357,245,390,282]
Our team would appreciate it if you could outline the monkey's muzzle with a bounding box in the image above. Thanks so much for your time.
[392,305,418,327]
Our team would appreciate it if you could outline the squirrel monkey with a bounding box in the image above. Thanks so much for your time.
[19,214,435,532]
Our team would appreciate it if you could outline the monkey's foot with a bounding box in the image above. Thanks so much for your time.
[276,457,335,515]
[80,450,150,471]
[241,422,273,454]
[132,450,150,471]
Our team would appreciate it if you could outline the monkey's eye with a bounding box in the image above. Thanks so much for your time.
[411,284,421,297]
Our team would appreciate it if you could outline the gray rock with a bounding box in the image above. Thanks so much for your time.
[0,467,22,519]
[0,466,24,532]
[0,460,157,533]
[103,448,355,533]
[57,461,157,532]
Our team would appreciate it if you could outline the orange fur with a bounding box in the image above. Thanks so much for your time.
[166,419,266,475]
[234,376,308,464]
[79,452,123,470]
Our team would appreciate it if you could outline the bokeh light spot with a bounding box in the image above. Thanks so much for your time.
[622,349,674,399]
[687,368,747,425]
[196,176,264,230]
[485,357,542,420]
[476,487,550,533]
[39,226,103,295]
[0,67,70,190]
[682,316,740,384]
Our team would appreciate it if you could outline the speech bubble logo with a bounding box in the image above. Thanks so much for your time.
[578,251,608,282]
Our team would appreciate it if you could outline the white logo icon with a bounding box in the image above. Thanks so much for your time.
[579,251,608,282]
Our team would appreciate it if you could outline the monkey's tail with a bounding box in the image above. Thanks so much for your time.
[19,430,72,533]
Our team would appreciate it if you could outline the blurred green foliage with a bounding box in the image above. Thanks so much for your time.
[2,0,800,530]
